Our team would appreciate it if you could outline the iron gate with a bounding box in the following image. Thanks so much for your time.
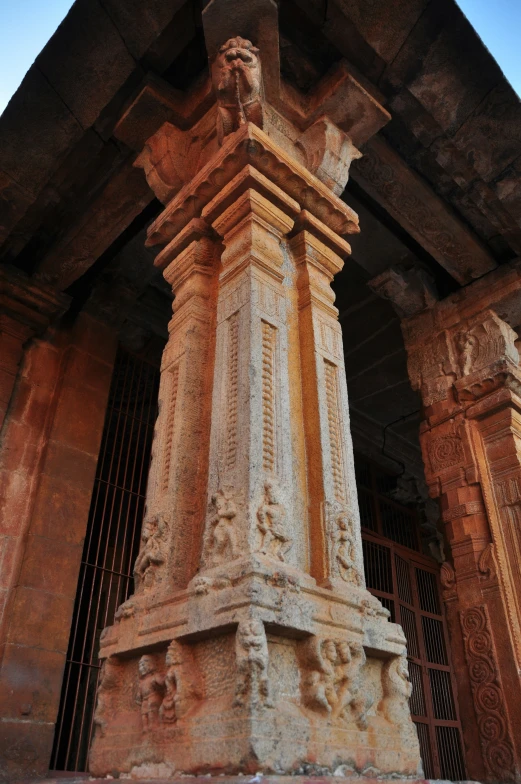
[51,347,159,772]
[357,457,467,781]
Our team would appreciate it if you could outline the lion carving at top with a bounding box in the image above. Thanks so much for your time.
[212,36,264,144]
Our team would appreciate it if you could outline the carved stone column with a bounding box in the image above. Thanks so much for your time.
[400,302,521,783]
[89,36,420,780]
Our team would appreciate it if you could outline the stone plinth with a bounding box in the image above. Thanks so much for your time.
[89,35,421,781]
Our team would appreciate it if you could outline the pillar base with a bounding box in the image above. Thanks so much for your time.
[90,557,420,779]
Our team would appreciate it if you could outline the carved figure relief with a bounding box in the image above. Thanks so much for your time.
[137,655,165,733]
[460,606,516,781]
[134,513,170,590]
[330,508,362,585]
[256,480,292,562]
[379,654,413,728]
[234,619,272,708]
[455,332,478,377]
[203,488,239,567]
[301,638,372,727]
[160,641,201,723]
[213,37,264,145]
[93,657,122,738]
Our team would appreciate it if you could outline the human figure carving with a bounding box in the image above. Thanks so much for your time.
[204,488,238,566]
[234,619,272,708]
[301,638,373,727]
[379,653,413,726]
[343,642,374,729]
[134,513,169,589]
[160,640,202,723]
[213,37,264,144]
[257,481,292,562]
[455,331,478,376]
[333,512,362,585]
[137,655,165,732]
[93,657,122,737]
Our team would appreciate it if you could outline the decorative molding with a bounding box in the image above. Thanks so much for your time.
[161,365,180,494]
[324,360,345,504]
[460,605,516,781]
[442,500,483,522]
[261,321,276,473]
[428,433,464,474]
[225,313,239,470]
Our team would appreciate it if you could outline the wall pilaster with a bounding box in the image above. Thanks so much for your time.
[403,302,521,783]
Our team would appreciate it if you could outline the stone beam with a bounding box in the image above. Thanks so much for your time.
[0,265,69,431]
[34,158,153,291]
[351,135,497,285]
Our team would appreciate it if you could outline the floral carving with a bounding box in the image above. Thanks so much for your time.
[234,619,272,708]
[256,480,292,562]
[212,37,263,145]
[440,562,457,601]
[460,606,516,781]
[427,434,464,474]
[478,543,497,583]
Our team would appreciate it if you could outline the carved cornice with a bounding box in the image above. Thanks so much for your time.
[146,123,359,248]
[0,264,70,338]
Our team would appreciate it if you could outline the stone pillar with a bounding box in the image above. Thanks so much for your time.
[90,98,421,778]
[0,312,116,781]
[400,302,521,783]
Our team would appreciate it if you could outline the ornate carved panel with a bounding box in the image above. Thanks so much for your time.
[460,606,516,782]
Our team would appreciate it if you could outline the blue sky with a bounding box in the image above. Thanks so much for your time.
[0,0,519,116]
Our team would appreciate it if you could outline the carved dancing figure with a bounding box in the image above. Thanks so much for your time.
[160,640,202,723]
[93,657,121,737]
[379,653,413,727]
[234,619,272,708]
[257,481,292,562]
[134,513,169,589]
[205,489,239,566]
[137,655,165,732]
[213,37,264,144]
[343,642,374,729]
[333,512,362,585]
[302,637,338,714]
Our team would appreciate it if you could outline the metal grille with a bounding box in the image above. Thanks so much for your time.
[358,457,467,781]
[51,347,159,772]
[356,456,421,550]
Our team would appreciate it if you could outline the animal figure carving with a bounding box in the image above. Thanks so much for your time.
[213,37,264,144]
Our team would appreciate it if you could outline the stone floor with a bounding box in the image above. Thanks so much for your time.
[12,776,481,784]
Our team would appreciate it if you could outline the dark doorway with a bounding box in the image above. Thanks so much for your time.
[357,456,467,781]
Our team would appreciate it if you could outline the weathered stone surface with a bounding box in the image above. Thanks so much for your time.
[89,33,420,780]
